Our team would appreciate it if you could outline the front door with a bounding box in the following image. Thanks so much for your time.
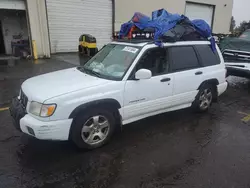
[123,47,173,123]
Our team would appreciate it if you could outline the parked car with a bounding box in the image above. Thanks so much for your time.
[10,40,228,149]
[220,30,250,78]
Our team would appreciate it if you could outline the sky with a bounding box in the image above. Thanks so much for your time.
[233,0,250,25]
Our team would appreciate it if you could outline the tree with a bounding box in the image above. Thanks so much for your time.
[230,16,236,32]
[235,21,250,35]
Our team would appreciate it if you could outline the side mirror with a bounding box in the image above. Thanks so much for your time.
[135,69,152,80]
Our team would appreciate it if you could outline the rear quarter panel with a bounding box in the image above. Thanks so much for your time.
[202,46,227,84]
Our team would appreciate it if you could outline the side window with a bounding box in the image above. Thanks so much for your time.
[195,45,220,66]
[135,48,168,76]
[170,46,200,72]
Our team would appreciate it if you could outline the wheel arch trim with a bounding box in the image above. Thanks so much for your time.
[198,79,219,90]
[69,98,121,119]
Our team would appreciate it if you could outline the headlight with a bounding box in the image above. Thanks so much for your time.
[40,104,57,117]
[29,102,56,117]
[29,102,42,116]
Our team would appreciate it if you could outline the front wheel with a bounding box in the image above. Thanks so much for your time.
[70,108,116,149]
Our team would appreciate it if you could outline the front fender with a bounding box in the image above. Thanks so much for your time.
[69,98,121,119]
[45,82,124,121]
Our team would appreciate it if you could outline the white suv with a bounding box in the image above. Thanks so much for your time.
[10,40,228,149]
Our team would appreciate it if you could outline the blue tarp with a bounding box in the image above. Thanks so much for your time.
[191,19,216,51]
[119,9,216,51]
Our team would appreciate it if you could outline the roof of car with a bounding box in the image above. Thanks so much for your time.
[111,40,211,47]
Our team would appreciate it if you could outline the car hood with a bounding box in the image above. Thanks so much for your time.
[22,68,110,102]
[220,37,250,52]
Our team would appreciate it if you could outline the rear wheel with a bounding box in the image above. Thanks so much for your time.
[192,83,216,112]
[70,108,116,149]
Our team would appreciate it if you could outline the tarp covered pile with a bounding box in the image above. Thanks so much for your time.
[119,9,216,51]
[219,30,250,52]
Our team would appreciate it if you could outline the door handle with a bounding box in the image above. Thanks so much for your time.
[161,78,171,82]
[195,71,203,75]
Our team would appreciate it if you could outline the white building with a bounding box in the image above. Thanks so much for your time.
[0,0,233,58]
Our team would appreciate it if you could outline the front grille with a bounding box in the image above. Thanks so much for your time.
[20,90,28,108]
[223,49,250,63]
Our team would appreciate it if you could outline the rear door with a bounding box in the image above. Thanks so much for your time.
[169,46,203,106]
[194,45,225,84]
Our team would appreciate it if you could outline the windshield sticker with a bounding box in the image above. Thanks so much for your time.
[122,46,139,54]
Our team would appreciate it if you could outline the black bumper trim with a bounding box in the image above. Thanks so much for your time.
[226,67,250,78]
[9,98,27,131]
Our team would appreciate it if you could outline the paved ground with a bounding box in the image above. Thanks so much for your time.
[1,56,250,188]
[0,54,82,107]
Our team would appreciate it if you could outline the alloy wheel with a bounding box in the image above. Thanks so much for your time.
[81,115,110,145]
[199,89,213,110]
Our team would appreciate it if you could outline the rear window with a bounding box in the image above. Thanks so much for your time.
[170,46,200,72]
[195,45,220,66]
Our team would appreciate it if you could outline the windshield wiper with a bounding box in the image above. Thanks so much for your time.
[77,66,85,72]
[77,66,104,78]
[83,68,103,78]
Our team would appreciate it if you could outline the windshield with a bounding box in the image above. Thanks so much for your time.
[80,44,141,80]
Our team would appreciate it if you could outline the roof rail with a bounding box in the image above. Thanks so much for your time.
[113,38,154,43]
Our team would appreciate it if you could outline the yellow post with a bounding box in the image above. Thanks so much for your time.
[32,40,38,60]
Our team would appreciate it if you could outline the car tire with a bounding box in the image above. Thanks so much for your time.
[192,83,216,112]
[70,108,116,150]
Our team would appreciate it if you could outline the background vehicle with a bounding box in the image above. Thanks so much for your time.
[220,30,250,78]
[10,40,228,149]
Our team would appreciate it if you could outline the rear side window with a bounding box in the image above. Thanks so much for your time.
[195,45,220,66]
[170,46,200,72]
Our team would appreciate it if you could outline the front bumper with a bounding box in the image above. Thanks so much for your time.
[225,63,250,78]
[10,98,73,141]
[226,67,250,78]
[20,115,72,141]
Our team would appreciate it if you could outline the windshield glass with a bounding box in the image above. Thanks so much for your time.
[81,44,141,80]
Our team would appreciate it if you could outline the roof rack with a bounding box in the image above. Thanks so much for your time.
[113,30,209,44]
[113,38,153,44]
[113,30,154,42]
